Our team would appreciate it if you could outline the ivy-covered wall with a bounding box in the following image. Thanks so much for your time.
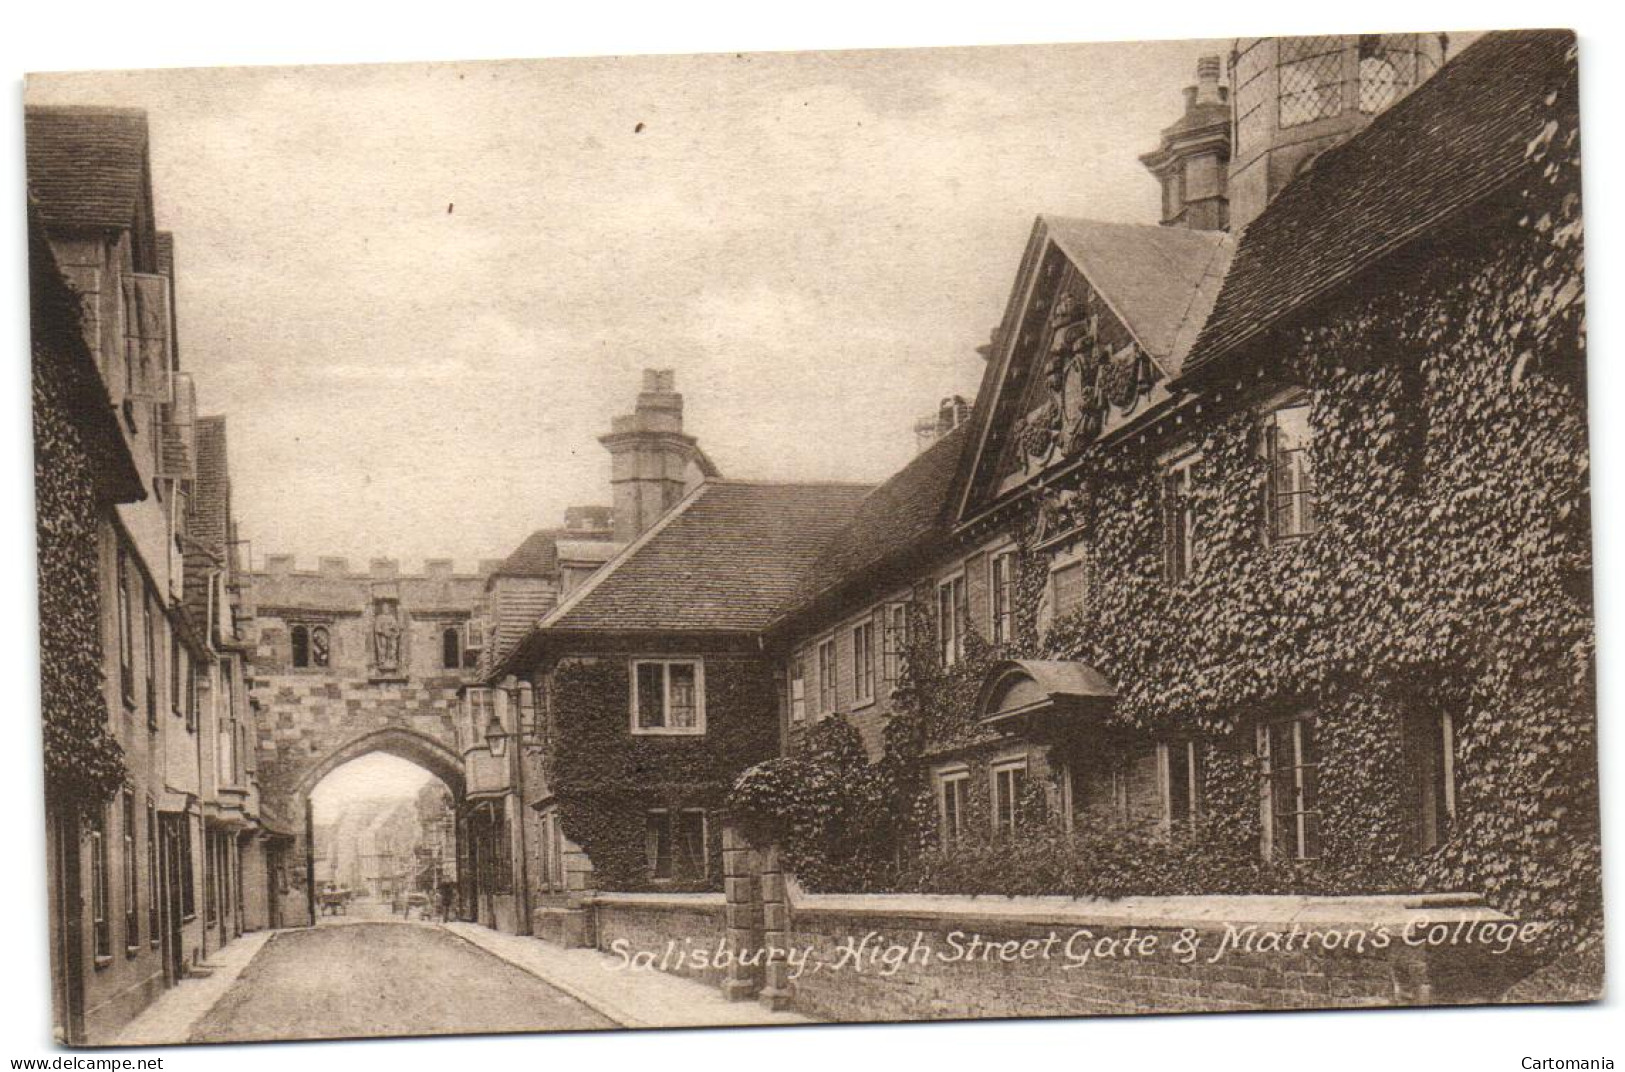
[33,333,124,806]
[546,649,779,891]
[734,55,1593,947]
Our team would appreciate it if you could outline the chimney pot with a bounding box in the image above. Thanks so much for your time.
[1195,55,1223,104]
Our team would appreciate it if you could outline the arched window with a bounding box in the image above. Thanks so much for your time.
[311,625,331,667]
[291,625,310,668]
[442,626,462,670]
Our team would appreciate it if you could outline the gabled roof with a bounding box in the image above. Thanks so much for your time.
[773,422,971,627]
[1043,217,1233,374]
[953,214,1232,525]
[527,479,874,638]
[1183,30,1577,377]
[25,107,156,242]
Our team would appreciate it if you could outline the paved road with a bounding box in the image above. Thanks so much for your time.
[188,922,617,1043]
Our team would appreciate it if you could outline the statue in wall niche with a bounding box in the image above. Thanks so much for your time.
[373,600,403,673]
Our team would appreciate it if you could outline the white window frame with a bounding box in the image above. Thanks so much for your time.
[1162,450,1200,583]
[936,766,970,847]
[816,637,838,717]
[788,654,807,723]
[1157,739,1202,831]
[991,755,1030,836]
[1258,713,1320,860]
[630,659,706,735]
[644,808,708,881]
[989,548,1016,644]
[1413,707,1458,852]
[1262,394,1318,543]
[852,618,876,707]
[881,601,910,688]
[938,572,967,666]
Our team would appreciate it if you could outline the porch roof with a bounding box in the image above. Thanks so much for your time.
[975,659,1116,725]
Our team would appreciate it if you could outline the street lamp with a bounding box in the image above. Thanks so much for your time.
[482,680,542,756]
[478,679,541,936]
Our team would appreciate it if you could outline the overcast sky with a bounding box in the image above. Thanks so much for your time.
[24,38,1237,568]
[25,36,1476,571]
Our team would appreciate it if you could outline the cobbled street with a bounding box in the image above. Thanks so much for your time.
[188,922,615,1043]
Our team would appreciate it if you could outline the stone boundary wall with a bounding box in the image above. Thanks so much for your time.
[592,893,730,989]
[775,890,1535,1022]
[579,827,1547,1022]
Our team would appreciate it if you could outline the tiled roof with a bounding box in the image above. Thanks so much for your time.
[491,529,620,579]
[27,198,145,504]
[25,106,152,233]
[1183,30,1577,376]
[537,480,873,635]
[494,530,564,577]
[775,423,971,625]
[1043,217,1234,376]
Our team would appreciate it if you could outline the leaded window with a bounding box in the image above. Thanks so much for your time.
[1278,36,1345,128]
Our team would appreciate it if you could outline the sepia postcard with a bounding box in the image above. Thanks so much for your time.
[23,27,1600,1048]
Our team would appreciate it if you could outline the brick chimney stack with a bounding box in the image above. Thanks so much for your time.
[599,369,715,542]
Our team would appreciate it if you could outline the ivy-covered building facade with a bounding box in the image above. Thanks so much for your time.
[29,106,277,1044]
[747,29,1595,958]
